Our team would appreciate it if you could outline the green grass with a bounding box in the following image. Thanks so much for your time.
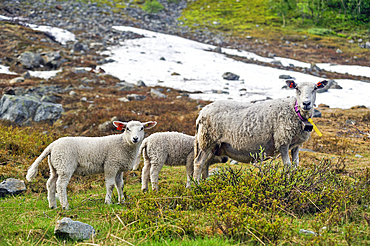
[2,158,370,245]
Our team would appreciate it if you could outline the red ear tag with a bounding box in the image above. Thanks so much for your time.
[116,125,123,131]
[289,82,295,88]
[317,82,322,87]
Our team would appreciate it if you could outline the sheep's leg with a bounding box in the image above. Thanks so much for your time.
[46,156,58,209]
[291,147,300,167]
[150,162,163,191]
[280,145,292,168]
[104,171,116,204]
[201,164,209,180]
[141,159,151,192]
[56,172,73,210]
[194,148,214,182]
[185,159,193,189]
[115,172,124,204]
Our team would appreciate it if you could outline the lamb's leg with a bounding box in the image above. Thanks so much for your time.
[141,159,151,192]
[291,146,300,167]
[150,162,163,191]
[115,172,124,204]
[280,145,292,168]
[105,171,117,204]
[193,148,214,182]
[46,156,58,209]
[56,172,73,210]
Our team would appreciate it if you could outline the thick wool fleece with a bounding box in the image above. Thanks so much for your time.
[137,132,227,191]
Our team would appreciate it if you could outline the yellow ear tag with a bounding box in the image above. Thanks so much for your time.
[307,118,322,137]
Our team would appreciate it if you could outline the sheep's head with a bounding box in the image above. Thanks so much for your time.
[113,120,157,145]
[286,80,328,113]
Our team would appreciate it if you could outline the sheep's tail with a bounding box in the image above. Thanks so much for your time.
[133,140,146,170]
[26,143,53,181]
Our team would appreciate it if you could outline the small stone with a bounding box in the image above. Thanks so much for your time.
[222,72,240,81]
[117,97,129,102]
[127,94,147,101]
[69,91,77,97]
[0,178,26,197]
[3,87,15,95]
[279,75,294,80]
[150,88,167,98]
[137,80,146,87]
[355,154,363,158]
[54,217,96,241]
[22,71,31,79]
[9,77,24,84]
[299,229,317,236]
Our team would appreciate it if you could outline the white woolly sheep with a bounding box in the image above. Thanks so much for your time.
[26,120,157,209]
[193,80,328,181]
[133,132,228,191]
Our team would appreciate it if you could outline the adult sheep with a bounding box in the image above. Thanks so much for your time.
[193,80,328,181]
[133,132,228,191]
[26,120,157,209]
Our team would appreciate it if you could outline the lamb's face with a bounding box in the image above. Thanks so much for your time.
[286,80,328,113]
[125,121,146,144]
[113,120,157,145]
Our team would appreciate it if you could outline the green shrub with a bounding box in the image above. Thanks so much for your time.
[143,0,164,13]
[307,28,335,36]
[190,156,370,244]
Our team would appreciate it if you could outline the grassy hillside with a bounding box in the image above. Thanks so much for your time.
[1,0,370,245]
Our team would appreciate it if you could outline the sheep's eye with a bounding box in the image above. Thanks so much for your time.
[126,127,130,131]
[140,127,144,131]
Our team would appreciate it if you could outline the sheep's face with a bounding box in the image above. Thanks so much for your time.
[286,80,328,112]
[113,120,157,145]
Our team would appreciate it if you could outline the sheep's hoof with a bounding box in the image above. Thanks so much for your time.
[50,206,56,209]
[142,188,148,193]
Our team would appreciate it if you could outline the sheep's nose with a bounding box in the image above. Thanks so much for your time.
[302,101,311,109]
[132,136,139,143]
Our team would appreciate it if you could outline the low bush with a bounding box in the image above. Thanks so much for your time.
[143,0,164,13]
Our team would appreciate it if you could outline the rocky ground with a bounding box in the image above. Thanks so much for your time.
[0,0,369,170]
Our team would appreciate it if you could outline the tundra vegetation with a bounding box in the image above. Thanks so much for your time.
[0,92,369,245]
[0,0,370,245]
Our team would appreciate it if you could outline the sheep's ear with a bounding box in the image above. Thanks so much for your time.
[112,121,127,131]
[286,80,297,89]
[143,121,157,129]
[315,80,328,89]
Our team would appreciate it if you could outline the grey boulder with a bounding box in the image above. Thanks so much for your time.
[0,94,63,125]
[0,178,26,197]
[54,217,96,241]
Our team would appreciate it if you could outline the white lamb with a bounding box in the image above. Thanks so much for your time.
[133,132,228,191]
[193,80,328,181]
[26,120,157,209]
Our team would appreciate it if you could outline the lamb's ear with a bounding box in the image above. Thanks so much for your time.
[315,80,328,89]
[112,121,127,131]
[286,80,297,89]
[142,121,157,129]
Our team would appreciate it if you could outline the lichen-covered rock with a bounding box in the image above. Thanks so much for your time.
[54,217,96,241]
[0,94,63,125]
[0,178,26,197]
[18,51,44,69]
[222,72,240,80]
